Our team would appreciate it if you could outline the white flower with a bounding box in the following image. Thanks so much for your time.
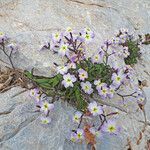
[73,111,82,123]
[58,43,69,56]
[57,66,68,75]
[88,101,103,116]
[62,73,77,88]
[51,32,62,42]
[81,81,93,94]
[78,68,88,81]
[76,129,84,140]
[91,53,101,64]
[40,101,54,115]
[41,116,51,124]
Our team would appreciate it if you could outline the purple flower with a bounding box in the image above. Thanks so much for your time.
[7,43,18,53]
[94,79,101,86]
[76,129,84,141]
[91,53,102,64]
[88,101,103,116]
[70,132,77,142]
[62,73,77,88]
[58,42,69,56]
[51,32,62,43]
[73,111,82,124]
[119,34,127,43]
[112,37,121,45]
[34,94,41,104]
[0,32,7,43]
[40,101,54,115]
[70,129,84,142]
[94,80,107,92]
[40,116,51,124]
[80,28,95,44]
[29,88,39,98]
[102,119,120,135]
[78,68,88,81]
[98,85,109,99]
[81,81,93,94]
[111,72,125,87]
[108,85,116,98]
[34,93,47,106]
[82,27,94,35]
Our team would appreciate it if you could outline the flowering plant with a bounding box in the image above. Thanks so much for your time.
[0,28,149,148]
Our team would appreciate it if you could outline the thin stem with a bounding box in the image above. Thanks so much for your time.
[78,114,84,128]
[98,114,106,130]
[117,92,136,98]
[94,96,127,113]
[0,44,15,69]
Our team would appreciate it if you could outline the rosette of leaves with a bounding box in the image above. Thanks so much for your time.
[116,31,141,65]
[124,39,141,65]
[124,33,150,65]
[24,59,113,111]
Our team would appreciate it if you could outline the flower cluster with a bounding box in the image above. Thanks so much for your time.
[71,101,120,143]
[24,27,148,146]
[29,88,54,124]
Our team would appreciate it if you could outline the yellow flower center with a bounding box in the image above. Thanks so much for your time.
[85,34,90,40]
[95,56,98,60]
[61,46,67,51]
[102,89,106,93]
[0,32,4,35]
[108,126,116,132]
[110,89,114,93]
[67,79,71,82]
[77,133,82,139]
[44,103,48,109]
[85,85,89,90]
[74,116,78,120]
[42,120,49,124]
[116,76,121,81]
[55,34,59,38]
[71,137,76,142]
[93,107,98,112]
[81,74,85,77]
[67,27,72,32]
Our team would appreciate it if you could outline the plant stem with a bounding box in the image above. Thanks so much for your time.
[0,43,15,69]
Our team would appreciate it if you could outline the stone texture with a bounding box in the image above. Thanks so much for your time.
[0,0,150,150]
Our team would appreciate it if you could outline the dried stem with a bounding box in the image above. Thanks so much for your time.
[94,95,127,113]
[0,43,15,69]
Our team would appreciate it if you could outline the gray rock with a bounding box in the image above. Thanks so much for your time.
[0,0,150,149]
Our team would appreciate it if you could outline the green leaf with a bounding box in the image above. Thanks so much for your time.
[74,84,87,111]
[125,40,140,65]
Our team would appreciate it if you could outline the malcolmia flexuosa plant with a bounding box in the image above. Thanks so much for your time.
[0,28,149,148]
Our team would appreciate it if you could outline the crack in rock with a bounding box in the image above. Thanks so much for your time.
[0,102,23,116]
[66,0,138,31]
[0,115,38,145]
[66,0,110,8]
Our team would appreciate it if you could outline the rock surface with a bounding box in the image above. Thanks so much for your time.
[0,0,150,150]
